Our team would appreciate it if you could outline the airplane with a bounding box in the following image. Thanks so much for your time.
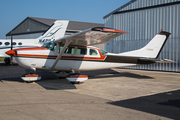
[0,20,69,64]
[5,27,175,83]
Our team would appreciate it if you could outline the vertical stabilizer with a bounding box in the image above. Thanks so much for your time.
[119,31,171,58]
[38,20,69,43]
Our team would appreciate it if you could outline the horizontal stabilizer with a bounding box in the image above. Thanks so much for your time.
[139,58,175,63]
[155,59,175,63]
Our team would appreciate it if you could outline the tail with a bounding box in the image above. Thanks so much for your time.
[38,20,69,43]
[119,31,171,58]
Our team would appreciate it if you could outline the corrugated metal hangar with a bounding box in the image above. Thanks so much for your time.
[6,17,104,49]
[103,0,180,72]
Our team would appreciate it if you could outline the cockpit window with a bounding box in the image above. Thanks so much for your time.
[0,42,2,45]
[100,49,108,55]
[90,49,98,55]
[42,41,56,51]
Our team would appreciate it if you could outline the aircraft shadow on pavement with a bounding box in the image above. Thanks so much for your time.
[0,63,77,90]
[108,89,180,120]
[35,70,77,90]
[81,69,154,80]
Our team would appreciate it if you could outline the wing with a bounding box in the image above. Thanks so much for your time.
[54,27,128,46]
[50,27,127,70]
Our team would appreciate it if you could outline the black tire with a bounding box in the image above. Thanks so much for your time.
[4,57,10,65]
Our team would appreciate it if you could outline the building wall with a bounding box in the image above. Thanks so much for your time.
[104,2,180,72]
[12,18,48,35]
[118,0,180,12]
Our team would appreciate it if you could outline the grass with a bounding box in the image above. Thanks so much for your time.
[0,57,5,61]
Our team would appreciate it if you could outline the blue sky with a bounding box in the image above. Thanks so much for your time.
[0,0,129,39]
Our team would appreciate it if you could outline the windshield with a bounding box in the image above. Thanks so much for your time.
[42,41,56,51]
[100,49,108,55]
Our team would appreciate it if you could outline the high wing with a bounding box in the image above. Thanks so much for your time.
[54,27,128,46]
[50,27,128,69]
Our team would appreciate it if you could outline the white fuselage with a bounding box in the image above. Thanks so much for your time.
[12,46,137,72]
[0,39,43,57]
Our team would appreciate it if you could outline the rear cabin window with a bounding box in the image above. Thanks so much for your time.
[100,49,108,55]
[77,47,87,55]
[90,49,98,55]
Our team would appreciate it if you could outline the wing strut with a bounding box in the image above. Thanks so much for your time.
[50,39,72,70]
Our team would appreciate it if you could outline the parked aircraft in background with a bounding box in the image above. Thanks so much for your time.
[0,20,69,64]
[6,27,175,83]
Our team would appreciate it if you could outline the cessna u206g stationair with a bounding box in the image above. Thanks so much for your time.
[0,20,69,64]
[6,27,174,83]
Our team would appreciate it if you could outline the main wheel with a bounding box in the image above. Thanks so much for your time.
[21,74,41,82]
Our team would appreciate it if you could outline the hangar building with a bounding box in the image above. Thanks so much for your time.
[103,0,180,72]
[6,17,104,49]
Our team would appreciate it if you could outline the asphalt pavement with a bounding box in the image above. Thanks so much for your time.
[0,61,180,120]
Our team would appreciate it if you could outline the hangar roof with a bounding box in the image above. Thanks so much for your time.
[7,17,104,36]
[103,0,180,19]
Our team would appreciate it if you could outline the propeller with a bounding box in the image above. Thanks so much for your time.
[10,31,13,65]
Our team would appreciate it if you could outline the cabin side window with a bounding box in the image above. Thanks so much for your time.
[90,49,98,55]
[59,46,75,54]
[0,42,2,45]
[65,46,75,54]
[5,42,10,46]
[18,42,22,45]
[77,47,87,55]
[12,42,16,45]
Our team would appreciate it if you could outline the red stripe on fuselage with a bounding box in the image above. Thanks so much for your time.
[14,46,106,61]
[16,54,106,61]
